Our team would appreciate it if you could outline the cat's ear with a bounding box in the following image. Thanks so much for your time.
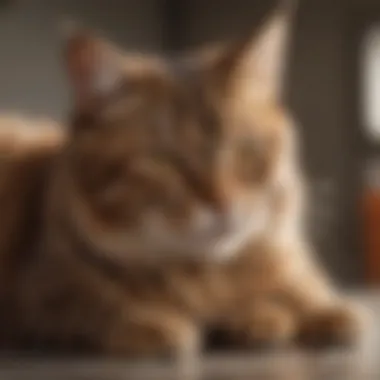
[218,0,298,103]
[63,26,124,108]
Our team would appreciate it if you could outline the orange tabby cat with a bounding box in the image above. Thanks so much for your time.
[1,1,365,357]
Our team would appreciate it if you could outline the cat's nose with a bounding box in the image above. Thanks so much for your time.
[207,190,231,215]
[198,176,232,214]
[194,208,231,236]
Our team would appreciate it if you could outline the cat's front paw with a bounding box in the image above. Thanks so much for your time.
[208,302,296,351]
[297,302,369,349]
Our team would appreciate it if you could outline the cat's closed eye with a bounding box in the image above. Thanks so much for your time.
[235,138,270,182]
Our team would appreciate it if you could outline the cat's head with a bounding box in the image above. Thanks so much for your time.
[61,1,298,261]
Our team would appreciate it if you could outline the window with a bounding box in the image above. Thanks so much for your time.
[362,24,380,141]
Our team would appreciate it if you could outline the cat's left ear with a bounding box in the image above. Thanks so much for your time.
[218,0,298,103]
[63,27,124,109]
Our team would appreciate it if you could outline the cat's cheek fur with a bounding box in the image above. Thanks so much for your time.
[66,183,274,261]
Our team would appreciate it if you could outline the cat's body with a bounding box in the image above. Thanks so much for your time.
[0,1,365,357]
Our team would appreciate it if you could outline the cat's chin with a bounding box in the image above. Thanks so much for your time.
[81,224,261,264]
[73,207,271,263]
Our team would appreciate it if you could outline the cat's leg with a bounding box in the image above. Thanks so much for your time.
[211,299,297,350]
[19,255,201,375]
[297,302,365,348]
[274,241,367,348]
[103,306,199,357]
[103,306,201,379]
[266,171,368,347]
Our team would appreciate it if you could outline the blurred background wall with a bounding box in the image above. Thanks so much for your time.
[0,0,163,119]
[1,0,380,285]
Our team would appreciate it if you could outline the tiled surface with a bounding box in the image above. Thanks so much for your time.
[0,291,378,380]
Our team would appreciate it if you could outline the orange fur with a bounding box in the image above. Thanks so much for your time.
[0,1,366,357]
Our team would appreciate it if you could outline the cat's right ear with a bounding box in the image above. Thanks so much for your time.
[63,26,124,110]
[210,0,298,104]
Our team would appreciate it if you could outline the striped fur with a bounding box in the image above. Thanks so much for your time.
[0,3,366,356]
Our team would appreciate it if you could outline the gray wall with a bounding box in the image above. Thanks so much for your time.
[0,0,162,121]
